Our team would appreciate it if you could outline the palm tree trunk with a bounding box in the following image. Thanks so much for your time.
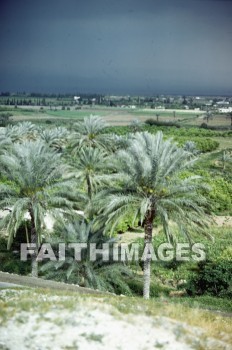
[143,209,155,299]
[29,207,38,278]
[86,174,92,199]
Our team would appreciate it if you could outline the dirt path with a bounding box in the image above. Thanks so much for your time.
[0,271,104,295]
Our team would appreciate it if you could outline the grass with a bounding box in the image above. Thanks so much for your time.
[1,104,231,131]
[168,295,232,313]
[182,114,232,128]
[130,108,201,116]
[212,137,232,150]
[101,294,232,342]
[46,109,109,119]
[80,332,103,343]
[0,106,108,120]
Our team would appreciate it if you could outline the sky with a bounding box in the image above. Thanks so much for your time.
[0,0,232,95]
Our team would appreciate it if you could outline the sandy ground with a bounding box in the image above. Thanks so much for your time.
[212,216,232,227]
[119,216,232,244]
[0,289,231,350]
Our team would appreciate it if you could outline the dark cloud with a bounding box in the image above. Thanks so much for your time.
[0,0,231,94]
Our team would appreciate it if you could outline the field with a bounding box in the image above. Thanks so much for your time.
[0,99,232,350]
[1,105,231,129]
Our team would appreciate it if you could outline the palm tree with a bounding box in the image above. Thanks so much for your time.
[94,131,211,299]
[0,141,77,277]
[0,113,11,127]
[130,119,143,132]
[183,141,199,156]
[40,218,133,294]
[226,112,232,129]
[219,150,232,171]
[204,110,213,124]
[0,131,12,154]
[71,147,117,200]
[4,122,37,143]
[38,126,68,151]
[69,115,113,152]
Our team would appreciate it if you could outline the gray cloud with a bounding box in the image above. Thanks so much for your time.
[0,0,231,94]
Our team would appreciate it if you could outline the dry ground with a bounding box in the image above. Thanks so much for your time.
[119,217,232,244]
[0,288,231,350]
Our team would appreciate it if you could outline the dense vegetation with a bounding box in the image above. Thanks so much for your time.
[0,115,231,305]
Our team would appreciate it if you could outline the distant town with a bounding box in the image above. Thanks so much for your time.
[0,92,232,113]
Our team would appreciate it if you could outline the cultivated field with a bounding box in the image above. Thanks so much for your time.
[1,104,231,130]
[2,105,230,127]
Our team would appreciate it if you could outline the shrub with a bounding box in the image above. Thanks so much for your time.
[180,170,232,214]
[0,237,31,275]
[200,122,208,129]
[176,137,219,153]
[114,217,139,234]
[126,277,172,297]
[0,112,12,127]
[145,118,180,128]
[186,260,232,298]
[194,138,219,152]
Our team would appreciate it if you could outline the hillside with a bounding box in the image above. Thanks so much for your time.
[0,275,232,350]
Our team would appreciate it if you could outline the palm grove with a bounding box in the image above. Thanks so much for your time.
[0,116,211,299]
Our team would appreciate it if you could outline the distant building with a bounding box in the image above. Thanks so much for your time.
[218,107,232,113]
[216,101,229,105]
[74,96,80,103]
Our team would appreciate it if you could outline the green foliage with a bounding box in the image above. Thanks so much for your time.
[169,227,232,299]
[168,295,232,313]
[200,122,208,129]
[180,169,232,214]
[133,227,232,300]
[40,219,134,295]
[114,214,139,234]
[0,141,78,250]
[176,137,219,153]
[69,115,113,151]
[95,131,211,241]
[0,116,231,301]
[126,277,172,297]
[37,126,68,150]
[191,138,219,153]
[0,236,31,275]
[145,118,180,128]
[104,125,230,138]
[0,113,12,127]
[207,176,232,214]
[70,146,116,200]
[114,219,130,234]
[186,260,232,298]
